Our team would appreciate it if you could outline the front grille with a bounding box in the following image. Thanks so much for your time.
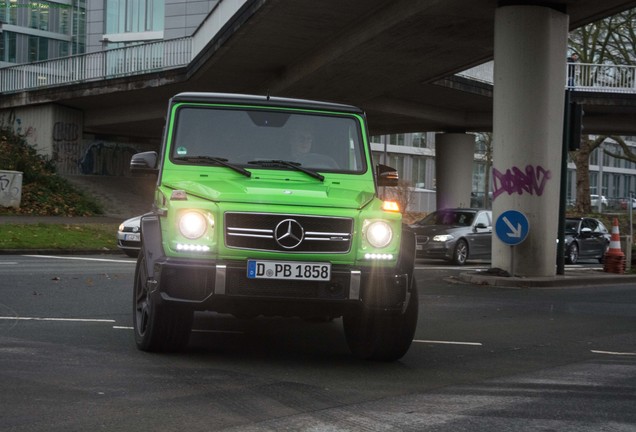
[225,212,353,253]
[416,235,430,245]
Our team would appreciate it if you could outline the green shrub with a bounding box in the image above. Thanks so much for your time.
[0,127,103,216]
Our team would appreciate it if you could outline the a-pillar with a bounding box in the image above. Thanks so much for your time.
[435,133,474,210]
[491,4,568,276]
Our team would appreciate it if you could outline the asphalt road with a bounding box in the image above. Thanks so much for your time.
[1,255,635,431]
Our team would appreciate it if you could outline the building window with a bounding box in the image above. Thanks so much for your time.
[28,35,49,61]
[412,157,426,188]
[106,0,164,34]
[412,133,426,148]
[0,0,18,25]
[0,31,18,63]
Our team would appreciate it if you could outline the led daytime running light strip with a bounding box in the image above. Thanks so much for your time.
[364,253,394,260]
[176,243,210,252]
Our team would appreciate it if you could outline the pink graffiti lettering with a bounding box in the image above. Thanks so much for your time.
[492,165,551,200]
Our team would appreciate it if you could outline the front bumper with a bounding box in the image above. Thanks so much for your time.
[415,241,452,260]
[147,257,410,314]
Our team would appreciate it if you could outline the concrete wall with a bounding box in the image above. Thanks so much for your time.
[165,0,220,39]
[0,104,157,176]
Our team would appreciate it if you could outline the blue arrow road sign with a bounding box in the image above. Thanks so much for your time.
[495,210,529,246]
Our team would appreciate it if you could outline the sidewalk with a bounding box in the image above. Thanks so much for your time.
[459,267,636,288]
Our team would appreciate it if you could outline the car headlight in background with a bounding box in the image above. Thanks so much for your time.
[364,220,393,248]
[178,211,210,239]
[433,234,454,242]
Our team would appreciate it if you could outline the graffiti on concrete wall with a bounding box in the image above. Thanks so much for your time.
[51,121,140,175]
[78,142,140,176]
[0,110,40,149]
[0,171,23,208]
[52,121,81,174]
[492,165,552,200]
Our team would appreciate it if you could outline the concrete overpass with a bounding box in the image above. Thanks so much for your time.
[1,0,636,138]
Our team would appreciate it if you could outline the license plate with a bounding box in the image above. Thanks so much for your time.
[247,260,331,281]
[416,244,423,250]
[124,233,141,241]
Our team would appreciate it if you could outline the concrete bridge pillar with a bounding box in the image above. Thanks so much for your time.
[435,132,475,210]
[491,5,568,276]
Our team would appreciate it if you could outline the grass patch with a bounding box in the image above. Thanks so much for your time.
[0,223,119,251]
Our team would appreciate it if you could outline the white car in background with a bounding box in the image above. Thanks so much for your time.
[116,215,142,257]
[590,194,608,208]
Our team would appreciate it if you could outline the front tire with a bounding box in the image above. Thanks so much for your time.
[565,242,579,264]
[343,280,419,361]
[133,248,193,352]
[452,239,468,265]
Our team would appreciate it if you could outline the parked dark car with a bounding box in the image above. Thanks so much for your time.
[562,217,610,264]
[409,208,493,265]
[116,215,142,257]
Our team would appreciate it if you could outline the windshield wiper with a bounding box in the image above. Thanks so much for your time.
[247,159,324,182]
[174,156,251,177]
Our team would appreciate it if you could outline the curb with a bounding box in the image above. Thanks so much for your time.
[0,249,126,256]
[459,270,636,288]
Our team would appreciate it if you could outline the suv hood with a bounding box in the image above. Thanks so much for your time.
[409,224,468,235]
[165,178,376,209]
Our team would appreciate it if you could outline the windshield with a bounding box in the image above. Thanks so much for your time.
[169,106,366,173]
[418,210,476,227]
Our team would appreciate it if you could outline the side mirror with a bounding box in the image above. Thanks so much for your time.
[475,222,488,230]
[376,164,399,187]
[130,151,158,174]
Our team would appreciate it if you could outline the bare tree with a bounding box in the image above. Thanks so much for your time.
[474,132,493,209]
[569,135,606,213]
[568,8,636,212]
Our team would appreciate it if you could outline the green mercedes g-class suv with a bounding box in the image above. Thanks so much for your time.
[130,92,418,361]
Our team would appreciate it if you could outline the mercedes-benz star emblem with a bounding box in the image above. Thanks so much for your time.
[274,219,304,249]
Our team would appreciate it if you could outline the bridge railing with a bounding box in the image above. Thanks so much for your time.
[0,37,192,93]
[457,61,636,93]
[2,43,636,95]
[569,62,636,92]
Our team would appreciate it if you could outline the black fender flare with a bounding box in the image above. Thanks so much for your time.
[397,224,416,281]
[139,212,164,279]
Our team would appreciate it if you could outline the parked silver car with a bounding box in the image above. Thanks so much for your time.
[409,208,493,265]
[116,215,142,257]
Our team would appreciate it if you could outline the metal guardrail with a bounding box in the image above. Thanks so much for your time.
[1,42,635,95]
[457,61,636,93]
[0,37,192,93]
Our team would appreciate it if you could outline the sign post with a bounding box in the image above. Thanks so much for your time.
[495,210,529,276]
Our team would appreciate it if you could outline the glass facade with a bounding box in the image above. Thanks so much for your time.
[0,0,85,63]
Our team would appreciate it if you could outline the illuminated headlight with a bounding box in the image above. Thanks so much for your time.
[178,211,209,239]
[433,234,454,242]
[365,220,393,248]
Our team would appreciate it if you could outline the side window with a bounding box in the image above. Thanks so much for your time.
[475,212,490,227]
[584,219,598,232]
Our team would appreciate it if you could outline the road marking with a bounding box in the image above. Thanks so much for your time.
[22,255,135,264]
[413,339,483,346]
[591,350,636,356]
[0,262,18,265]
[0,316,115,323]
